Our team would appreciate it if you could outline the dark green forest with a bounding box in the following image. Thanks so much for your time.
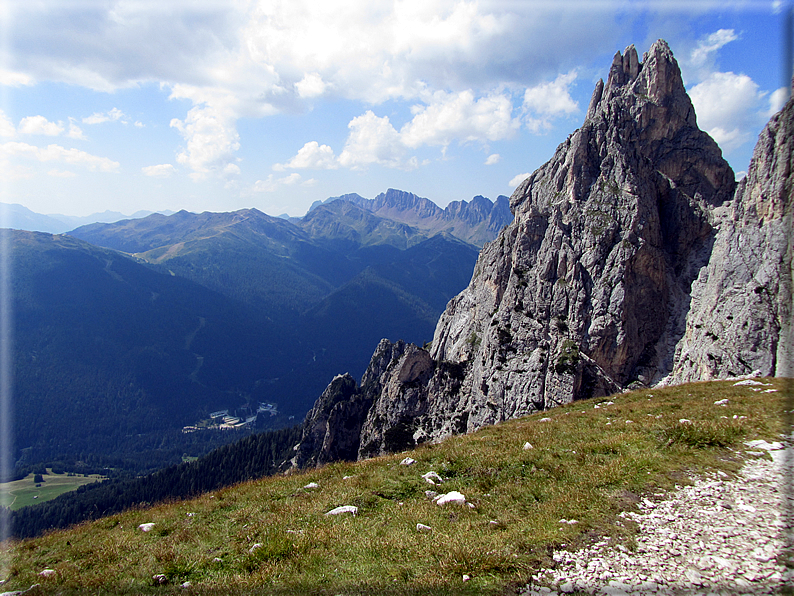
[9,424,302,538]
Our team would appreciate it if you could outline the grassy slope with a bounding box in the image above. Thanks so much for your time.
[0,471,106,511]
[2,378,788,595]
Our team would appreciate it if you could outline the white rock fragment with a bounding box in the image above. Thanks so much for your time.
[540,417,552,422]
[249,543,262,553]
[400,457,416,466]
[38,569,56,578]
[678,419,692,424]
[343,475,354,480]
[435,491,466,506]
[462,574,471,582]
[153,574,168,584]
[181,581,192,589]
[138,522,156,532]
[733,379,763,386]
[303,482,319,489]
[325,505,358,516]
[422,471,443,485]
[416,523,432,532]
[713,398,729,405]
[745,439,784,451]
[523,442,534,450]
[186,512,196,517]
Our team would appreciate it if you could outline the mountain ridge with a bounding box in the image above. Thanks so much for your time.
[291,39,791,466]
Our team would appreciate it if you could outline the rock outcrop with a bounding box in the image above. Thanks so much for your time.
[292,39,791,466]
[669,95,794,381]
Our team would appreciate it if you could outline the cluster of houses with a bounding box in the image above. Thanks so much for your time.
[182,402,278,433]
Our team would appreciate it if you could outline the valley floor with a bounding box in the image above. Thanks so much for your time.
[523,443,793,596]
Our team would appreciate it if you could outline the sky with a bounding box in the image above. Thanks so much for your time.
[0,0,790,218]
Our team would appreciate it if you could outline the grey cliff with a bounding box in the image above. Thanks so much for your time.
[291,39,791,466]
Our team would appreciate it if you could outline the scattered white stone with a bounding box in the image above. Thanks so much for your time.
[249,543,262,553]
[180,581,192,588]
[186,512,196,517]
[745,439,784,451]
[463,574,471,582]
[540,417,552,422]
[303,482,319,489]
[523,442,534,450]
[594,405,601,409]
[713,398,729,405]
[625,420,633,424]
[343,475,354,480]
[138,522,155,532]
[521,451,789,596]
[422,471,443,485]
[38,570,56,578]
[764,389,779,393]
[678,418,692,424]
[212,557,223,563]
[400,457,416,466]
[153,574,167,585]
[325,505,358,516]
[733,379,763,386]
[435,491,467,506]
[416,523,432,532]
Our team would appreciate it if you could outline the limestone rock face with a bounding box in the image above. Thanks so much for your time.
[669,95,794,381]
[290,339,408,468]
[426,40,734,436]
[292,39,790,465]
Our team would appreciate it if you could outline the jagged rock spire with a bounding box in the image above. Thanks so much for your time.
[292,39,787,464]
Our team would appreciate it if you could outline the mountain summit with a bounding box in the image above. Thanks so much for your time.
[291,40,788,464]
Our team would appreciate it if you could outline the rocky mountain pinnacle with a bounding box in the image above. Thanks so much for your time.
[291,39,789,465]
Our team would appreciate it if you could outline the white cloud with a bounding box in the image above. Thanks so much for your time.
[0,142,120,172]
[142,164,176,178]
[522,71,579,133]
[47,169,77,178]
[170,104,240,180]
[485,153,500,165]
[509,172,530,187]
[82,108,126,125]
[67,120,86,140]
[689,71,765,153]
[252,173,303,192]
[767,87,790,117]
[0,69,34,87]
[690,29,738,68]
[275,141,338,170]
[0,110,15,138]
[400,90,520,148]
[295,73,327,98]
[338,111,407,170]
[223,163,241,176]
[134,121,145,128]
[18,116,64,136]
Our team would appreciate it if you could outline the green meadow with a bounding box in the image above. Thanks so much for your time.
[1,470,106,511]
[1,378,788,595]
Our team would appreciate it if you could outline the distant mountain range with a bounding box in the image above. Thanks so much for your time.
[309,189,512,247]
[1,202,174,234]
[10,190,510,476]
